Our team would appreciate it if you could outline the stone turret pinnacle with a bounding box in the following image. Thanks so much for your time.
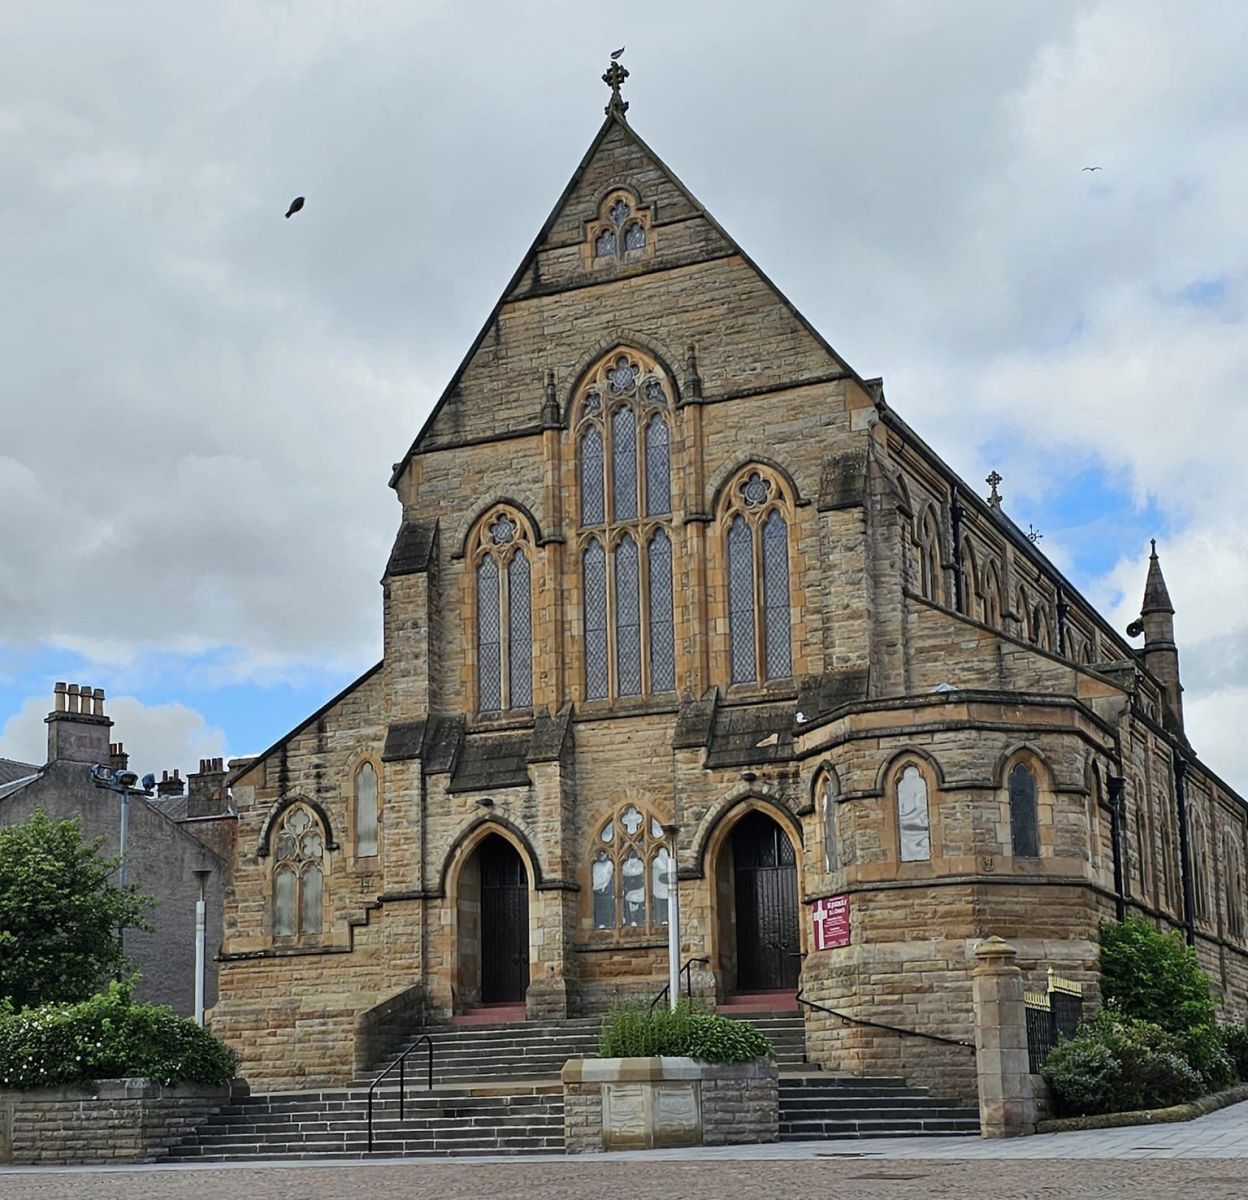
[1137,540,1183,734]
[1142,538,1174,616]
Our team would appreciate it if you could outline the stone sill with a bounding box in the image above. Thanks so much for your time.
[1037,1082,1248,1133]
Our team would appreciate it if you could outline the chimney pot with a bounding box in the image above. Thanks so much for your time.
[92,687,105,717]
[67,684,79,714]
[55,682,67,712]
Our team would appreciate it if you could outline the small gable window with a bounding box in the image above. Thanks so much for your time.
[273,805,325,938]
[590,191,650,262]
[896,764,931,862]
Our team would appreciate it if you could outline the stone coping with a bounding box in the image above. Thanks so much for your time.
[1037,1082,1248,1133]
[4,1077,233,1103]
[561,1056,774,1084]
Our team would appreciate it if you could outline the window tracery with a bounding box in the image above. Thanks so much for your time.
[470,505,534,713]
[575,349,676,700]
[273,804,325,937]
[591,804,670,933]
[591,191,650,261]
[720,466,794,685]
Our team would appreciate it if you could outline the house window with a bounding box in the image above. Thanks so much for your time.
[575,349,676,700]
[896,764,931,862]
[592,192,649,260]
[355,762,378,858]
[591,805,670,933]
[721,467,794,685]
[273,805,325,937]
[819,769,839,872]
[471,508,534,712]
[1009,763,1040,858]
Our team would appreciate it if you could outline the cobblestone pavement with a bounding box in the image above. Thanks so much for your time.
[4,1100,1248,1200]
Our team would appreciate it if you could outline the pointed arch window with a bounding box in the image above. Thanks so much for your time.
[575,349,677,700]
[1224,833,1245,942]
[721,467,793,685]
[354,762,378,858]
[273,805,325,938]
[896,764,931,862]
[818,768,839,872]
[1009,762,1040,858]
[917,509,943,603]
[591,805,670,934]
[470,508,534,713]
[591,191,650,261]
[983,561,1003,628]
[1191,810,1210,922]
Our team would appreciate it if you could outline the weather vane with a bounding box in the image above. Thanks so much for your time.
[1025,524,1043,544]
[603,47,629,116]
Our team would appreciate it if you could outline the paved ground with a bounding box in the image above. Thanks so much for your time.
[4,1100,1248,1200]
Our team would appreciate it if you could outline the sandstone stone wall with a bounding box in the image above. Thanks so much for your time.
[0,1079,229,1165]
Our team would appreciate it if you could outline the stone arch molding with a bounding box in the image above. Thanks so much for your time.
[561,335,684,422]
[437,813,549,897]
[992,741,1059,789]
[257,793,340,858]
[873,747,947,795]
[706,456,807,516]
[686,786,804,879]
[450,496,545,561]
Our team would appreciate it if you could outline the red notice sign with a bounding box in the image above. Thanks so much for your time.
[812,894,850,950]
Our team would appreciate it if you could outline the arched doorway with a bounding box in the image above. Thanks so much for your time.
[727,812,800,992]
[457,834,530,1007]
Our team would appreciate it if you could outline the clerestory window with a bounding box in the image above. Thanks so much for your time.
[576,349,676,701]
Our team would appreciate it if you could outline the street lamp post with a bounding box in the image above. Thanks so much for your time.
[192,869,212,1026]
[662,823,681,1011]
[90,763,155,961]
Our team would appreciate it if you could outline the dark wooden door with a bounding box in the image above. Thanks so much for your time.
[732,813,800,991]
[480,837,529,1003]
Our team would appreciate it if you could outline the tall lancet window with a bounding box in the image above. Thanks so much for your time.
[720,465,795,685]
[470,507,535,712]
[574,348,677,700]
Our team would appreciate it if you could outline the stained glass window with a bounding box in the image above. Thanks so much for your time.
[581,426,605,525]
[643,378,665,406]
[1009,763,1040,858]
[584,540,609,700]
[508,551,532,707]
[355,762,378,858]
[645,416,670,516]
[612,406,638,520]
[609,356,639,393]
[272,805,325,938]
[596,229,617,257]
[728,515,756,683]
[762,510,792,680]
[622,849,645,925]
[623,222,646,252]
[615,535,642,697]
[592,851,616,929]
[476,556,501,713]
[591,805,669,935]
[647,530,675,693]
[742,473,769,506]
[651,848,671,926]
[897,765,931,862]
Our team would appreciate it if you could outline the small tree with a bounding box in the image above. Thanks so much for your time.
[1099,915,1215,1034]
[0,809,152,1009]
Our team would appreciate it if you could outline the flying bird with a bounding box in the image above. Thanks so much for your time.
[285,196,305,218]
[610,47,625,60]
[1081,166,1102,172]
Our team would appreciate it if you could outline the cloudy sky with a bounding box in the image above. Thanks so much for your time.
[3,1,1247,788]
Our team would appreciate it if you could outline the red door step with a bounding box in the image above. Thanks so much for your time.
[452,1002,527,1027]
[717,990,800,1014]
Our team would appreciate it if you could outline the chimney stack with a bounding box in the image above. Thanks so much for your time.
[156,768,184,798]
[46,682,113,764]
[186,757,228,818]
[109,742,129,772]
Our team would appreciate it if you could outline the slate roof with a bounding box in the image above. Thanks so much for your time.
[705,703,796,769]
[385,519,438,577]
[0,758,39,787]
[448,731,532,794]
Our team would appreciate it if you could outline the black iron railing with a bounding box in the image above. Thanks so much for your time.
[649,957,711,1013]
[795,989,976,1051]
[367,1033,433,1153]
[1025,970,1083,1072]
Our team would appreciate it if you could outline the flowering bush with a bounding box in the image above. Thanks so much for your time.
[0,980,235,1090]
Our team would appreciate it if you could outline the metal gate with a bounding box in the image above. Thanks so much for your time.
[479,837,529,1003]
[732,812,800,991]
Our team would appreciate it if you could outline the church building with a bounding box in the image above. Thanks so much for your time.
[213,67,1248,1102]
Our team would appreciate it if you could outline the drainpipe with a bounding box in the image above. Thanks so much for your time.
[1174,755,1196,946]
[1107,775,1126,923]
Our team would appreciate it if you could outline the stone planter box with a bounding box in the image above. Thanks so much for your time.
[561,1057,777,1153]
[0,1078,234,1165]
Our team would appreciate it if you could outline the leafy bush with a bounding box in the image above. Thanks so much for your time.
[1042,1012,1202,1116]
[1181,1024,1236,1091]
[1219,1023,1248,1081]
[599,1002,772,1064]
[1099,916,1214,1035]
[0,980,235,1089]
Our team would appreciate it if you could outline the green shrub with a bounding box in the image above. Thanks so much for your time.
[1181,1024,1236,1092]
[599,1002,772,1064]
[0,980,235,1089]
[1219,1024,1248,1081]
[1099,917,1215,1035]
[1042,1012,1202,1117]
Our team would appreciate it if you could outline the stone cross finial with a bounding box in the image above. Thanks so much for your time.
[603,59,629,116]
[986,470,1003,509]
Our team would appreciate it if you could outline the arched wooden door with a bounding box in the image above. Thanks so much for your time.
[479,836,529,1003]
[732,812,800,991]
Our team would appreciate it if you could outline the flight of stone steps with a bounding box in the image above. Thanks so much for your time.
[161,1008,976,1160]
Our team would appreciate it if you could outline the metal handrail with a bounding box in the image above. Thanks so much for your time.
[794,989,976,1051]
[367,1034,433,1153]
[649,956,711,1013]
